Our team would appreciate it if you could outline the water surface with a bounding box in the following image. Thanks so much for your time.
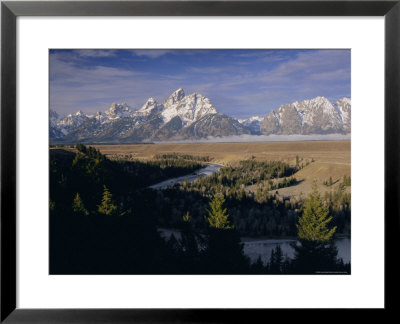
[149,163,223,189]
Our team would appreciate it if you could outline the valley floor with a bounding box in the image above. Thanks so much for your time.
[90,140,351,199]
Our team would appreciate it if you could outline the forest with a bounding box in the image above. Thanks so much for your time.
[50,144,350,274]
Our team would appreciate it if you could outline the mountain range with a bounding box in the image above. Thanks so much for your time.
[50,88,351,143]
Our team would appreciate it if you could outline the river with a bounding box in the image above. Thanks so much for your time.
[153,165,350,265]
[160,229,350,265]
[149,163,223,189]
[242,237,351,264]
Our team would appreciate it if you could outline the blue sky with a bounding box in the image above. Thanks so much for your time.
[50,49,350,119]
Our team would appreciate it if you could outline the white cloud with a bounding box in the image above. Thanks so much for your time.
[76,50,117,57]
[130,50,175,59]
[50,49,350,119]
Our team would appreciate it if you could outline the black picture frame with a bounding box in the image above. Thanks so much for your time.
[1,0,399,322]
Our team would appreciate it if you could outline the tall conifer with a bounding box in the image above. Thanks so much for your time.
[97,185,118,216]
[297,183,336,242]
[206,194,232,229]
[72,192,89,216]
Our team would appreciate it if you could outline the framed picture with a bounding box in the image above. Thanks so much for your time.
[1,0,398,321]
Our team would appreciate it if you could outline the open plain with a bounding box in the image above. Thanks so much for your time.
[89,140,351,199]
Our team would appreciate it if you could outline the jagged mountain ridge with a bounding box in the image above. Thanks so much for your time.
[260,96,351,135]
[237,116,264,135]
[50,91,351,143]
[51,88,251,143]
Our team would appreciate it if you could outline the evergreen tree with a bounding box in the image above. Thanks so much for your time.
[97,185,118,216]
[203,194,249,273]
[178,211,201,272]
[180,211,199,256]
[76,143,87,154]
[250,256,265,274]
[206,193,232,229]
[290,239,340,274]
[72,192,89,216]
[296,155,300,169]
[282,256,291,274]
[269,245,283,274]
[297,183,336,242]
[203,227,249,274]
[291,184,340,273]
[183,211,191,223]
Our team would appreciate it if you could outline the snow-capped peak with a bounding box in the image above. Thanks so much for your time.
[138,98,158,112]
[337,97,351,106]
[164,88,185,106]
[161,89,217,126]
[335,97,351,132]
[50,110,60,127]
[292,96,341,126]
[261,95,350,135]
[57,109,90,135]
[132,97,163,118]
[238,116,263,134]
[59,111,89,125]
[238,116,263,124]
[92,111,106,122]
[105,102,132,119]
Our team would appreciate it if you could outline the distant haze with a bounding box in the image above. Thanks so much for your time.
[152,134,351,144]
[50,49,351,119]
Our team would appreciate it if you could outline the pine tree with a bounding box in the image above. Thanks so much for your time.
[206,193,232,229]
[72,192,89,216]
[203,194,249,273]
[275,245,283,272]
[291,184,340,273]
[297,183,336,242]
[268,245,283,273]
[179,211,200,268]
[251,256,265,274]
[183,211,191,223]
[97,185,118,216]
[76,143,87,154]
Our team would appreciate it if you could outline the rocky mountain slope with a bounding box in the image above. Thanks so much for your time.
[50,91,351,143]
[260,97,351,135]
[237,116,263,135]
[51,88,251,143]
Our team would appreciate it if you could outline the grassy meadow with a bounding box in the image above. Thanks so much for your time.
[90,140,351,199]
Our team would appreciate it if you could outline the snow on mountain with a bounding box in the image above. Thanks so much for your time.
[91,111,107,123]
[335,97,351,133]
[238,116,263,124]
[57,110,90,135]
[164,88,185,106]
[293,96,343,132]
[50,110,60,127]
[132,97,163,119]
[238,116,263,134]
[261,96,351,135]
[104,102,132,120]
[161,89,218,126]
[49,110,64,139]
[52,88,227,142]
[50,90,350,143]
[182,113,251,139]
